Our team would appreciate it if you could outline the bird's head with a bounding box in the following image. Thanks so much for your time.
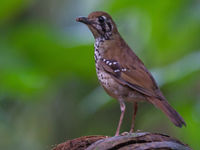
[76,11,118,40]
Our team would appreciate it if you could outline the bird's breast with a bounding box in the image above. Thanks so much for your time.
[94,38,146,102]
[96,65,121,99]
[94,43,120,98]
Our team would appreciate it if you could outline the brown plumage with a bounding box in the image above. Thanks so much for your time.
[76,11,186,136]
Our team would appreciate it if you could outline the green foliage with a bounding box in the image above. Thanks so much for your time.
[0,0,199,149]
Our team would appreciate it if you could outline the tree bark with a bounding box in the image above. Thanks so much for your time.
[52,132,191,150]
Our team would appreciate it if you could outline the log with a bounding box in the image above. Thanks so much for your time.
[52,132,191,150]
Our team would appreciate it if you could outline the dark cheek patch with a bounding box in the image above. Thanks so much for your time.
[107,22,112,32]
[101,23,106,33]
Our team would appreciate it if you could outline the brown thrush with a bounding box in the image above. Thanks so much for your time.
[76,11,186,136]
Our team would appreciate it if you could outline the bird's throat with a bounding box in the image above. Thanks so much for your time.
[94,37,105,63]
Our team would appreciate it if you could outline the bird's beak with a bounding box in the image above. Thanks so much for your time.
[76,17,91,25]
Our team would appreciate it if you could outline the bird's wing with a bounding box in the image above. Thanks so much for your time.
[99,58,159,98]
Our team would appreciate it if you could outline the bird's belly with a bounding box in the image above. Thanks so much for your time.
[97,70,122,98]
[96,68,146,102]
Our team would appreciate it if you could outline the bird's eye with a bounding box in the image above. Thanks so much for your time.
[98,16,105,23]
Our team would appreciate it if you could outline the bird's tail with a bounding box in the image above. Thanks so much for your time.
[147,97,186,127]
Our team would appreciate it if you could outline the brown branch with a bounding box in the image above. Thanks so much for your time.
[52,132,191,150]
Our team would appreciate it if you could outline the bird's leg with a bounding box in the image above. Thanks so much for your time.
[129,102,138,133]
[115,100,126,136]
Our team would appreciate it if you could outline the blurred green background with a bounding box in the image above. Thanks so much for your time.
[0,0,200,149]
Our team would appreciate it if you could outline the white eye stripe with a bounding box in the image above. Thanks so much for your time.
[102,16,106,20]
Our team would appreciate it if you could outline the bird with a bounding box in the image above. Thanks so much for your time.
[76,11,186,136]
